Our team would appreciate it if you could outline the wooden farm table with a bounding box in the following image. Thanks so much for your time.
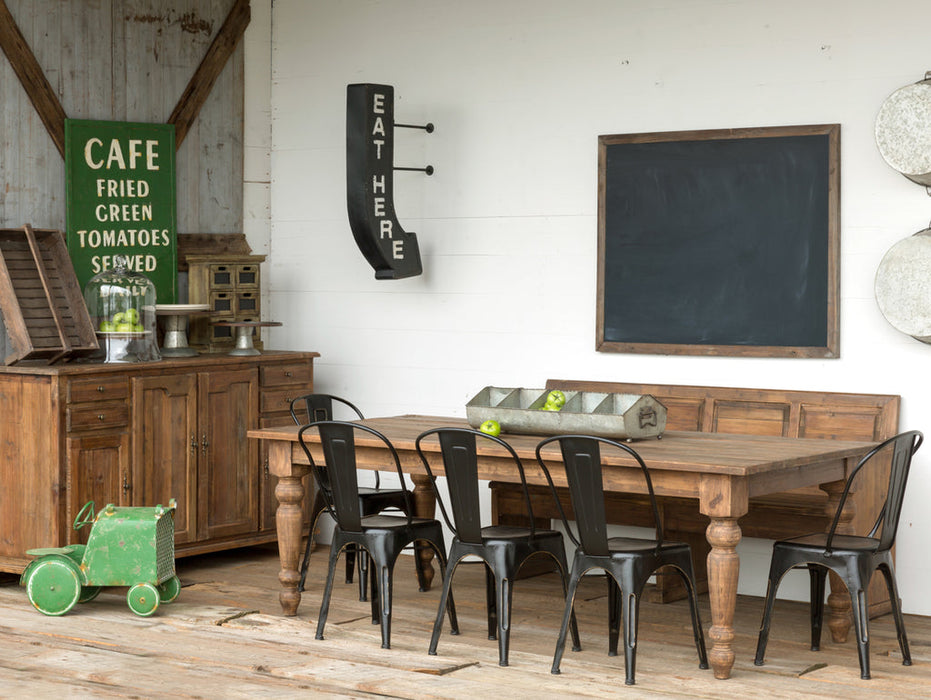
[248,414,875,680]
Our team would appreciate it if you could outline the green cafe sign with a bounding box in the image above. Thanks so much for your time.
[65,119,177,303]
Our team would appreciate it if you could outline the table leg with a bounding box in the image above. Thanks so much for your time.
[820,479,854,643]
[275,466,311,616]
[410,473,437,590]
[705,517,742,679]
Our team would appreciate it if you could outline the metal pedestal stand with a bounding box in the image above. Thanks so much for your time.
[156,304,211,357]
[213,320,282,356]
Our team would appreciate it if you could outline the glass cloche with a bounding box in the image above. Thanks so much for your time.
[84,255,160,362]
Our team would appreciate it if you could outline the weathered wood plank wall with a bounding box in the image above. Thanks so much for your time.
[0,0,245,358]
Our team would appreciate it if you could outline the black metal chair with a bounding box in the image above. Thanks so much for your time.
[415,427,581,666]
[535,434,708,685]
[297,420,458,649]
[754,429,923,680]
[290,393,426,598]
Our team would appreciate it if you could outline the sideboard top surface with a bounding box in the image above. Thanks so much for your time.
[0,350,320,377]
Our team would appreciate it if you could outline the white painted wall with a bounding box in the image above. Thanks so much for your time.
[254,0,931,613]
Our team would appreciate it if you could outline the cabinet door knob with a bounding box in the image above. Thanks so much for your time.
[191,434,197,455]
[97,414,105,421]
[285,371,293,377]
[97,385,105,393]
[201,434,209,456]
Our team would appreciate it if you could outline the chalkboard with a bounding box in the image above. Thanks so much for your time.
[597,124,840,358]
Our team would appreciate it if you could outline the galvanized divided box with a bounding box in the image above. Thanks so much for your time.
[466,386,667,440]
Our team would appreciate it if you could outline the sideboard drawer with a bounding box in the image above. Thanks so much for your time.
[260,362,313,388]
[67,401,130,432]
[260,387,302,415]
[68,376,129,403]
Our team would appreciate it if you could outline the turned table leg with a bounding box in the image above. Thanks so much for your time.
[705,517,742,679]
[268,440,311,616]
[820,478,855,643]
[410,472,437,590]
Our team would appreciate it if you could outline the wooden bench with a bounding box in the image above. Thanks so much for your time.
[490,379,899,616]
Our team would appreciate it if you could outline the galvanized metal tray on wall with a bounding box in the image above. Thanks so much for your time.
[465,386,667,440]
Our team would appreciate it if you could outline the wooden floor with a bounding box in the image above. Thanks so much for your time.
[1,544,929,698]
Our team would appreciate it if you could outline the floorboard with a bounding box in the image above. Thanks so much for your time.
[0,544,928,698]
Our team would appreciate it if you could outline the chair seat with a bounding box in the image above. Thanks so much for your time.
[361,513,439,530]
[358,486,403,496]
[777,533,880,553]
[607,536,690,554]
[479,525,564,542]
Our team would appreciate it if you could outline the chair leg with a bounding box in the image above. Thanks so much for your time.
[552,569,582,675]
[485,562,497,640]
[369,559,380,625]
[298,493,328,593]
[355,547,372,602]
[412,539,429,592]
[621,587,640,685]
[676,564,709,669]
[754,567,782,666]
[297,527,315,593]
[429,558,459,656]
[556,558,582,653]
[808,565,828,651]
[879,563,911,666]
[315,541,343,640]
[496,573,514,667]
[376,560,396,649]
[607,575,620,657]
[844,571,873,680]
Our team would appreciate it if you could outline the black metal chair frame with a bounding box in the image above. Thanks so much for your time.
[535,434,708,685]
[754,429,923,680]
[415,427,581,667]
[290,393,426,598]
[297,420,458,649]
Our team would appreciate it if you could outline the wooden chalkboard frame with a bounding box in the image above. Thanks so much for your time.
[597,124,840,358]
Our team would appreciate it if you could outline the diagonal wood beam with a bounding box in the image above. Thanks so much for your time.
[0,0,68,157]
[168,0,251,149]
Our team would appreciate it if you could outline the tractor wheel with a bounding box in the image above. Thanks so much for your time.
[127,582,160,617]
[157,575,182,604]
[26,558,81,616]
[78,586,102,603]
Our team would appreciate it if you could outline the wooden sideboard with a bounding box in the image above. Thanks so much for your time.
[491,379,900,617]
[0,350,319,573]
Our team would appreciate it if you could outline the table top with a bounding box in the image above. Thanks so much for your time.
[249,414,875,479]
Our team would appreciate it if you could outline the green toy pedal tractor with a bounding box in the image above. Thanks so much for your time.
[21,499,181,617]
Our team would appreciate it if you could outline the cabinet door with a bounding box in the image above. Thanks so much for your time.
[198,368,259,540]
[66,433,130,544]
[132,373,198,543]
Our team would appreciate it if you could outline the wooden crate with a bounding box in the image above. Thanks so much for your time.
[0,225,98,364]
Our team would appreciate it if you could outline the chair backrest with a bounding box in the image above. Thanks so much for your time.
[826,429,923,552]
[416,427,537,544]
[290,393,365,425]
[535,435,663,557]
[291,394,385,489]
[298,420,414,533]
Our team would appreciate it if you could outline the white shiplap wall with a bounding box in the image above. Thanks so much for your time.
[253,0,931,613]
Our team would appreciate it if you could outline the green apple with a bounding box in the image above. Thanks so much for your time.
[111,311,127,324]
[541,402,561,411]
[479,419,501,437]
[545,390,566,408]
[132,323,145,332]
[115,322,133,332]
[99,320,116,332]
[125,308,140,324]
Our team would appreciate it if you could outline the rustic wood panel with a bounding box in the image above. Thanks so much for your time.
[0,0,246,361]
